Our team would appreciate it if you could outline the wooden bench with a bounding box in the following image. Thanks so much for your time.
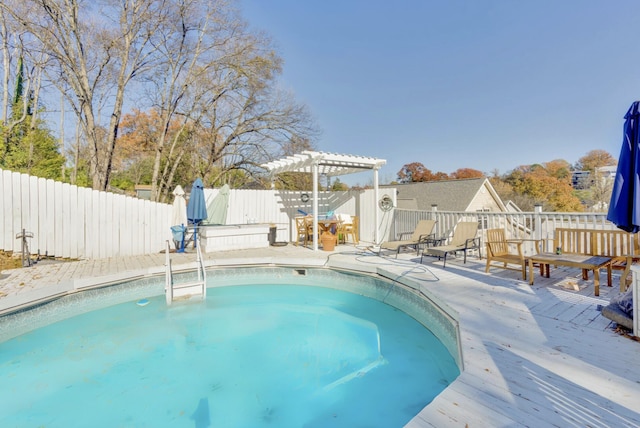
[552,228,639,291]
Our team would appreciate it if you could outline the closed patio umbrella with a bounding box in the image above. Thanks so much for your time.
[171,185,188,227]
[171,185,188,252]
[607,101,640,233]
[206,184,230,225]
[187,178,208,248]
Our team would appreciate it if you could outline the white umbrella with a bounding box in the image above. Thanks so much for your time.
[171,185,188,227]
[206,184,230,225]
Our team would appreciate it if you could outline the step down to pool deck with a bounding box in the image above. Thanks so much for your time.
[165,241,207,305]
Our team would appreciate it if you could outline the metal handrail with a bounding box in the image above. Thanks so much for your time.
[165,240,173,305]
[195,240,207,299]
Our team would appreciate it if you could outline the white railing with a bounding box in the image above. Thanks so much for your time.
[390,207,614,256]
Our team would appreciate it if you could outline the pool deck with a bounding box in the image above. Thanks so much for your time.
[1,244,639,427]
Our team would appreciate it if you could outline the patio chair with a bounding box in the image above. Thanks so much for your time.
[294,216,310,246]
[380,219,436,257]
[336,214,359,244]
[347,215,359,244]
[485,228,542,280]
[421,221,481,267]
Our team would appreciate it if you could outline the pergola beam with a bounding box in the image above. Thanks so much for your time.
[261,151,387,251]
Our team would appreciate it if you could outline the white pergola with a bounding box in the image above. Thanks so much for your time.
[261,151,387,251]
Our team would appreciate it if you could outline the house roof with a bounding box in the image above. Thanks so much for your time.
[381,178,499,211]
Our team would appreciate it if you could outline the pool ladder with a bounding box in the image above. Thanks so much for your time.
[165,240,207,305]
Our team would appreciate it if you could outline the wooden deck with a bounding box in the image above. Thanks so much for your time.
[407,251,639,427]
[1,245,638,427]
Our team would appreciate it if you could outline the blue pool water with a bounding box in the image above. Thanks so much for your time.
[0,281,459,427]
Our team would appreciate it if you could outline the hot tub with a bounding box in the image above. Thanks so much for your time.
[199,223,270,252]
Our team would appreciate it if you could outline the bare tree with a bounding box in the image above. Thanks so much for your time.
[271,135,315,190]
[587,169,614,212]
[137,0,317,200]
[1,0,162,189]
[2,0,317,194]
[0,7,10,125]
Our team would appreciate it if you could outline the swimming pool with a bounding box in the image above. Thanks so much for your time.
[0,267,461,427]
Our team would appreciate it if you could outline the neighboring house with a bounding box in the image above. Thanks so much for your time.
[571,166,617,189]
[381,177,507,213]
[596,165,617,178]
[571,170,591,189]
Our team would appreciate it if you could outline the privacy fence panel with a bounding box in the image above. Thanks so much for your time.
[0,169,172,259]
[206,188,385,244]
[2,168,395,259]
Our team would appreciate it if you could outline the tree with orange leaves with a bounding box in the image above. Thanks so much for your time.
[450,168,484,180]
[397,162,450,182]
[504,161,583,211]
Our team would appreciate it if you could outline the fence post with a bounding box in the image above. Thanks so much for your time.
[534,204,542,242]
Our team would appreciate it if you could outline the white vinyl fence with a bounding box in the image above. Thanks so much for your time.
[205,187,391,246]
[1,169,392,260]
[1,169,172,259]
[6,168,627,262]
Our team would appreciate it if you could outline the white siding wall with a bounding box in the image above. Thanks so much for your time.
[466,186,502,212]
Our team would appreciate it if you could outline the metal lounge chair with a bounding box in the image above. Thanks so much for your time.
[421,221,481,267]
[380,219,436,257]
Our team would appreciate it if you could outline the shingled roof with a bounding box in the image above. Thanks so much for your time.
[381,178,503,211]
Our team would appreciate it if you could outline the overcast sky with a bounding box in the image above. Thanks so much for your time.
[240,0,640,185]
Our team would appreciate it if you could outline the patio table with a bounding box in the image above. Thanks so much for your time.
[317,219,339,235]
[527,252,612,296]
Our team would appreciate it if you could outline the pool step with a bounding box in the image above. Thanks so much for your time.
[171,280,206,301]
[173,280,206,290]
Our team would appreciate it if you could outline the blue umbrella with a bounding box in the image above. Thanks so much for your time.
[187,178,208,247]
[607,101,640,233]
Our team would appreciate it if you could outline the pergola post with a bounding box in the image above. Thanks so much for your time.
[312,161,319,251]
[374,167,380,245]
